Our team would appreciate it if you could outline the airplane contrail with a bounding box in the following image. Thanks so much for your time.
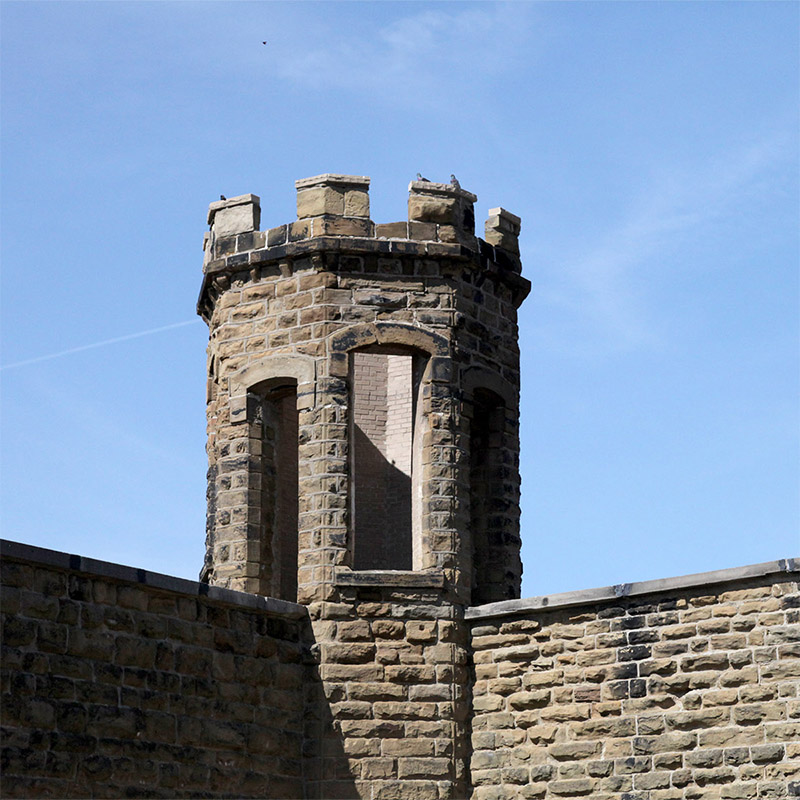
[0,320,203,371]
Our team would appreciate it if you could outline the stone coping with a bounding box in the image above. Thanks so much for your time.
[408,179,478,203]
[466,558,800,620]
[334,567,445,589]
[295,174,370,189]
[0,539,307,620]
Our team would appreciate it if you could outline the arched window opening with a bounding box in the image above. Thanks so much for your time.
[350,347,424,570]
[469,388,507,605]
[250,380,299,601]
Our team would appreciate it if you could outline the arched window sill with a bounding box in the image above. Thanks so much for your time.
[334,568,445,589]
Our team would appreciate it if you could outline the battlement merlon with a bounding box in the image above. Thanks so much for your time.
[485,207,522,256]
[206,194,261,235]
[198,174,529,318]
[295,174,370,219]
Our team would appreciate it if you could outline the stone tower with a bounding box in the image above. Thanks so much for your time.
[198,174,529,796]
[198,174,529,608]
[2,174,797,800]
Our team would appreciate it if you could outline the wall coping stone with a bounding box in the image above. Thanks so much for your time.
[466,558,800,620]
[0,539,308,619]
[295,174,370,189]
[408,180,478,204]
[334,568,445,588]
[6,541,793,623]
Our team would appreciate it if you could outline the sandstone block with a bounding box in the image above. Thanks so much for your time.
[361,757,395,779]
[681,653,730,672]
[549,742,601,761]
[208,194,261,236]
[297,185,345,218]
[347,682,405,701]
[409,683,453,702]
[373,701,437,720]
[408,195,456,225]
[720,783,759,799]
[634,770,672,790]
[336,620,372,641]
[382,738,435,757]
[376,222,408,239]
[733,703,785,725]
[340,719,404,739]
[295,174,370,219]
[344,190,370,218]
[665,708,729,730]
[698,725,766,747]
[384,665,436,684]
[397,757,450,778]
[372,779,439,800]
[570,717,636,739]
[548,778,594,796]
[540,704,591,722]
[508,690,550,710]
[406,621,437,643]
[342,737,382,757]
[331,700,373,719]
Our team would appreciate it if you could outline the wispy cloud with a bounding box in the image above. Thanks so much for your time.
[537,131,795,354]
[273,5,538,109]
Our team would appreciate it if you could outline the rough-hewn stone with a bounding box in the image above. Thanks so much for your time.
[468,569,800,800]
[0,542,307,799]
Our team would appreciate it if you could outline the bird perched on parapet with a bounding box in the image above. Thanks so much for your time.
[220,195,226,201]
[416,173,430,182]
[450,174,461,189]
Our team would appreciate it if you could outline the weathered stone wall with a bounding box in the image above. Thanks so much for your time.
[467,561,800,800]
[3,543,797,800]
[0,541,309,799]
[305,581,470,800]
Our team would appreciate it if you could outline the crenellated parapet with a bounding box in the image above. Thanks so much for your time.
[198,174,527,321]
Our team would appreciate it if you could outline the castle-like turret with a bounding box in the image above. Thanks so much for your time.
[198,174,528,608]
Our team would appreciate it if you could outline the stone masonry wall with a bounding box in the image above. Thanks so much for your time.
[305,582,471,800]
[2,543,797,799]
[467,562,800,800]
[0,541,309,799]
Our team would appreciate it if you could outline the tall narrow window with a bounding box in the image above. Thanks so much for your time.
[350,349,421,570]
[252,381,299,601]
[469,388,506,605]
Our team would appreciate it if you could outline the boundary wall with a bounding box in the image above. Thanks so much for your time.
[0,540,314,799]
[467,560,800,800]
[2,541,798,799]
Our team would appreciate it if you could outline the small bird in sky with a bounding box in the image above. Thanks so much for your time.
[262,41,267,45]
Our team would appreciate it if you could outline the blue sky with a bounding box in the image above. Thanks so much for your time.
[1,1,797,598]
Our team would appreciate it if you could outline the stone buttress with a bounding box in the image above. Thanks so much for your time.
[197,174,530,798]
